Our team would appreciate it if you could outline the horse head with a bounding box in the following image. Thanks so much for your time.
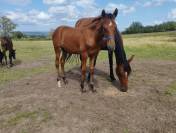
[95,9,118,50]
[116,55,134,92]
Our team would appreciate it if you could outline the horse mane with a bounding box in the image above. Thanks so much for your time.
[114,28,131,75]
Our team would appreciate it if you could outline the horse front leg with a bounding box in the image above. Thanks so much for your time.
[3,51,7,65]
[80,53,87,93]
[108,50,116,81]
[89,55,97,93]
[9,53,13,67]
[87,53,98,82]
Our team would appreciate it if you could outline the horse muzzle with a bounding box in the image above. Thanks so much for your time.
[103,36,115,51]
[120,86,128,92]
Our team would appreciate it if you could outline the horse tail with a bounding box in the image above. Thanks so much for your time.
[61,49,80,64]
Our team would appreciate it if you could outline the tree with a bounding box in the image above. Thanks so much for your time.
[12,31,25,39]
[123,21,176,34]
[125,22,143,34]
[0,16,17,37]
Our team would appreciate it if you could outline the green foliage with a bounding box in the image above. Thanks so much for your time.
[0,16,17,37]
[124,22,143,34]
[12,31,26,39]
[123,21,176,34]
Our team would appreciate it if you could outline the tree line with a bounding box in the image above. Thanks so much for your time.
[123,21,176,34]
[1,16,176,39]
[0,16,49,40]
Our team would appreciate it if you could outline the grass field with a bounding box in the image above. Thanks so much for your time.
[0,31,176,90]
[0,31,176,133]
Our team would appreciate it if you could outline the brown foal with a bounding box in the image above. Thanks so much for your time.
[52,10,117,92]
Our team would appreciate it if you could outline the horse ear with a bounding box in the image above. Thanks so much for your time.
[101,9,106,17]
[113,8,118,18]
[128,55,135,63]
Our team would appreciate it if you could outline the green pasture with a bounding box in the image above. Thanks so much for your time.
[0,31,176,88]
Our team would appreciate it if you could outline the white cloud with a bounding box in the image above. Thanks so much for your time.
[168,8,176,20]
[4,0,31,6]
[3,0,138,31]
[48,0,98,21]
[6,10,52,25]
[43,0,67,5]
[48,5,80,20]
[154,20,163,25]
[106,3,135,15]
[139,0,176,7]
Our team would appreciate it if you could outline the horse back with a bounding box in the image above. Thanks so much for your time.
[0,37,13,51]
[75,17,95,28]
[52,26,86,54]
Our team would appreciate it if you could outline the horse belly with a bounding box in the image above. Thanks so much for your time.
[61,39,80,54]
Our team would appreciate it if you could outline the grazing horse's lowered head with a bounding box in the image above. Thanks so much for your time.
[113,27,135,92]
[115,55,134,92]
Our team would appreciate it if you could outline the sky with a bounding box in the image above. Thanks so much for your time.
[0,0,176,32]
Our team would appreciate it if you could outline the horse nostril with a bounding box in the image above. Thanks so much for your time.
[121,86,128,92]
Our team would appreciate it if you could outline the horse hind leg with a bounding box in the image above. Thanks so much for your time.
[55,47,62,87]
[9,52,13,67]
[60,50,68,85]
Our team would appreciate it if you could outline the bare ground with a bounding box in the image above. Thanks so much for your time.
[0,59,176,133]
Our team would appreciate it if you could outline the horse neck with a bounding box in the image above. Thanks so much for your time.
[87,23,104,42]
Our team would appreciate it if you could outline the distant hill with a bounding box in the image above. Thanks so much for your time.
[23,31,49,37]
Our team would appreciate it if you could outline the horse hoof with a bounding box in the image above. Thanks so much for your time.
[80,84,86,93]
[89,84,97,93]
[57,81,61,88]
[110,76,116,81]
[81,89,86,93]
[92,89,97,93]
[63,79,68,84]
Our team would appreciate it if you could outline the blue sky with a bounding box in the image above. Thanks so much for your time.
[0,0,176,31]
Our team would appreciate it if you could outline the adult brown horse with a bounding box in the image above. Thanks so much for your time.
[52,9,117,93]
[75,8,134,92]
[0,36,16,67]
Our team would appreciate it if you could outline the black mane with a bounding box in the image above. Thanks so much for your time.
[114,29,131,75]
[95,12,131,75]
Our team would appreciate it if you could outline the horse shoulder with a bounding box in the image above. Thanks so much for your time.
[81,29,96,48]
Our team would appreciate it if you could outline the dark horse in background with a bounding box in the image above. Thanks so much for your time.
[0,36,16,67]
[0,49,3,65]
[76,8,134,92]
[52,9,117,92]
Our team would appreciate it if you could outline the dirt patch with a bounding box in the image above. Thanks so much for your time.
[0,59,176,133]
